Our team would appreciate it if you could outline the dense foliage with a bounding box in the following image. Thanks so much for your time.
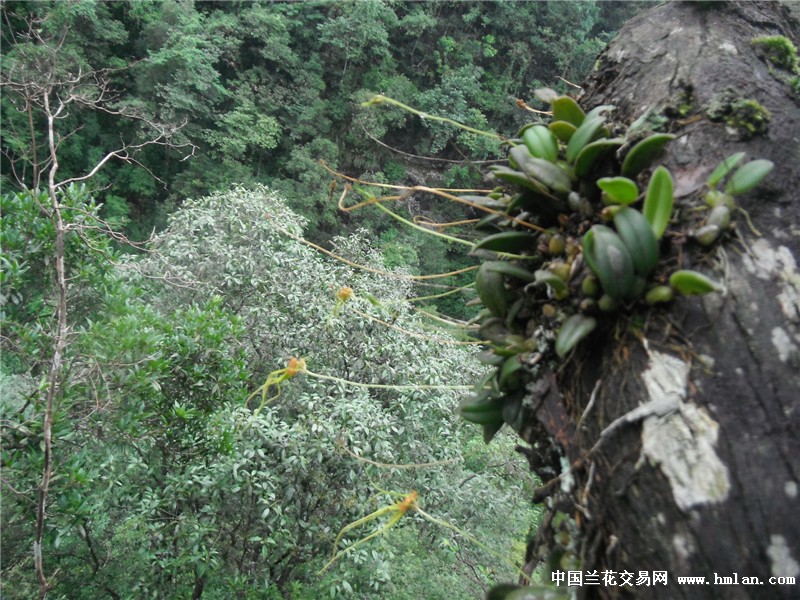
[1,185,538,597]
[1,0,642,237]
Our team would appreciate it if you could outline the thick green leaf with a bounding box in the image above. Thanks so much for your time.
[507,187,563,215]
[482,421,504,444]
[509,146,574,194]
[498,355,524,390]
[522,125,559,162]
[669,270,721,295]
[457,194,508,210]
[725,159,774,195]
[645,285,675,304]
[582,225,635,300]
[706,152,746,187]
[502,393,526,432]
[483,261,537,282]
[489,165,551,195]
[473,232,538,254]
[566,116,606,163]
[573,137,624,177]
[580,228,600,282]
[534,269,568,298]
[534,87,559,104]
[459,395,505,425]
[548,120,577,143]
[621,133,675,177]
[475,262,508,317]
[552,95,585,127]
[613,207,659,275]
[556,314,597,357]
[474,213,503,232]
[479,317,511,344]
[642,166,674,239]
[597,176,639,205]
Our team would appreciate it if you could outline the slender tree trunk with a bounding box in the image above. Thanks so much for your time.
[522,3,800,599]
[27,101,39,190]
[35,91,69,600]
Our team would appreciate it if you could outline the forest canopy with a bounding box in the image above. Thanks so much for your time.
[1,0,642,238]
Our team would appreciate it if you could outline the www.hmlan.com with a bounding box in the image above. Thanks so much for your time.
[551,570,797,587]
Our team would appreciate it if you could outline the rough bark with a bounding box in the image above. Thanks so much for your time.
[523,3,800,599]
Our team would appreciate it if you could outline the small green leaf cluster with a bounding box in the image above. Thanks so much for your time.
[697,152,774,246]
[459,91,774,442]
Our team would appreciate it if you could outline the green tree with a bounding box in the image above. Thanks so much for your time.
[2,186,538,597]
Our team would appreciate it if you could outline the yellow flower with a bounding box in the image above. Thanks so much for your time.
[336,286,353,302]
[286,357,306,377]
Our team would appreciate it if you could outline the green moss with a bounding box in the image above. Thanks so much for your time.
[705,88,771,140]
[662,88,694,120]
[644,111,670,132]
[751,35,800,73]
[727,99,771,139]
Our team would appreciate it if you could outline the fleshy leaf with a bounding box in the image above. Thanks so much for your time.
[573,138,624,177]
[549,120,577,143]
[597,177,639,205]
[669,269,721,295]
[566,116,606,163]
[725,159,774,196]
[706,152,746,188]
[621,133,675,178]
[473,232,538,254]
[552,95,585,127]
[556,314,598,358]
[533,87,559,104]
[475,262,508,317]
[642,166,674,239]
[483,261,537,283]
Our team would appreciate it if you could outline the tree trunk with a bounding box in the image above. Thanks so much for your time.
[524,2,800,599]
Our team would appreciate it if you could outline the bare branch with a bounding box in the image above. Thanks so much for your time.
[35,87,68,600]
[53,133,194,191]
[2,147,29,190]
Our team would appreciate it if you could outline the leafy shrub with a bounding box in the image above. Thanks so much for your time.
[1,185,538,597]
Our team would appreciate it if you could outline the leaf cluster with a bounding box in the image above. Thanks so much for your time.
[457,92,773,443]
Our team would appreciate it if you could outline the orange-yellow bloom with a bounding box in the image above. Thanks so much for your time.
[336,286,353,302]
[286,357,306,377]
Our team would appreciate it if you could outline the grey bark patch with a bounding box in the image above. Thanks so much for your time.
[768,535,800,578]
[771,326,799,363]
[642,400,731,511]
[785,481,798,499]
[640,351,730,511]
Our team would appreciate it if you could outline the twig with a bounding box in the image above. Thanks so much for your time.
[350,307,484,345]
[337,438,460,469]
[324,162,548,234]
[360,124,505,165]
[264,211,478,286]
